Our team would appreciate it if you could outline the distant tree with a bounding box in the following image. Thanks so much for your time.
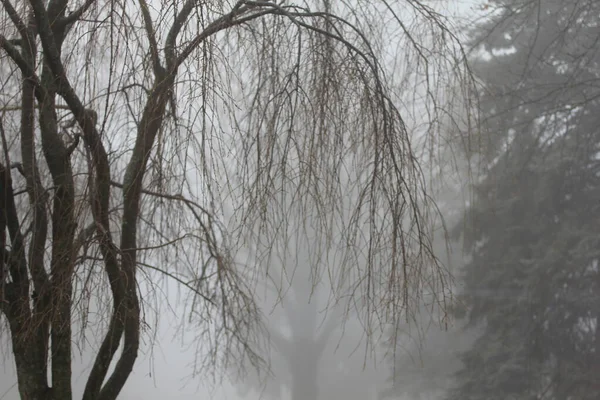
[230,264,338,400]
[232,267,391,400]
[0,0,473,399]
[449,1,600,399]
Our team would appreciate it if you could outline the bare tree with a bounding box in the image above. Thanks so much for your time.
[0,0,473,399]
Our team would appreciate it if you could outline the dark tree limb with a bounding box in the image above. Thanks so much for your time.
[138,0,163,77]
[0,0,28,40]
[17,22,50,298]
[0,162,29,306]
[26,1,82,398]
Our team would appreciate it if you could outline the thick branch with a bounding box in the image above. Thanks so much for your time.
[85,3,201,395]
[0,35,36,77]
[18,24,50,298]
[26,0,119,292]
[46,0,71,43]
[83,305,126,400]
[18,28,53,388]
[97,76,174,400]
[0,0,28,40]
[0,163,30,310]
[164,0,195,67]
[28,1,86,398]
[91,0,252,388]
[79,117,127,400]
[138,0,163,75]
[0,159,7,307]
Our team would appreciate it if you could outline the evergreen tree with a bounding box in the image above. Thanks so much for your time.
[451,1,600,399]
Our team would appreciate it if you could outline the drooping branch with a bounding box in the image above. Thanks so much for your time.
[174,2,273,69]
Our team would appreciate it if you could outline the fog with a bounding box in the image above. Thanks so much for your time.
[3,0,600,399]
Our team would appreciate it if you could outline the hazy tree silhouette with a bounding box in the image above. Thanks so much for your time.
[450,1,600,399]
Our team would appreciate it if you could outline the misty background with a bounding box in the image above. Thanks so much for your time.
[2,0,600,399]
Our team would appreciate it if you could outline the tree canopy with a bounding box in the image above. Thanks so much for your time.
[450,1,600,398]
